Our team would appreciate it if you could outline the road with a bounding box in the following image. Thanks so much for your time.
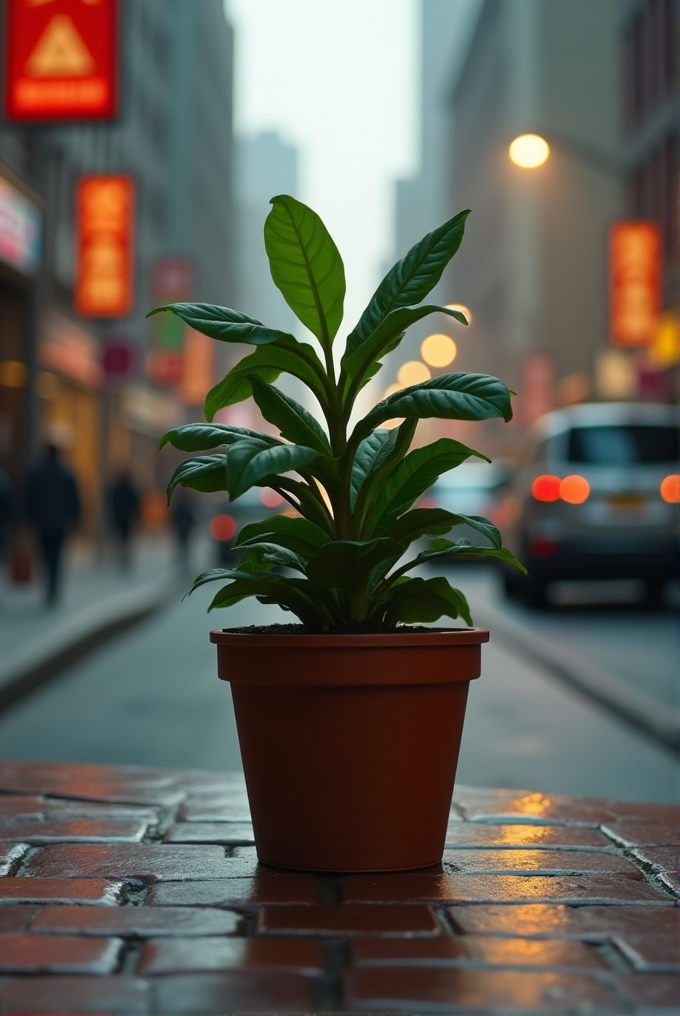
[0,563,676,804]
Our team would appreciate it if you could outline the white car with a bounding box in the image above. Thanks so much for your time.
[502,402,680,607]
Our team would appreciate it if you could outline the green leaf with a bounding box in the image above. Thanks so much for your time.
[347,209,470,354]
[350,429,397,508]
[203,337,328,422]
[264,195,345,348]
[166,455,227,501]
[356,373,513,439]
[250,378,331,454]
[239,543,307,573]
[237,514,331,557]
[147,303,293,346]
[382,508,465,545]
[396,541,527,577]
[342,304,467,382]
[226,440,321,500]
[160,424,280,453]
[372,439,488,531]
[206,572,335,629]
[351,420,417,519]
[380,576,472,627]
[306,538,403,592]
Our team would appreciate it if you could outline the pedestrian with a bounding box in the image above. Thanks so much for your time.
[170,488,196,568]
[24,443,81,606]
[107,470,140,569]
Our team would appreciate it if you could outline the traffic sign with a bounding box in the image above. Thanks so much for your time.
[3,0,119,123]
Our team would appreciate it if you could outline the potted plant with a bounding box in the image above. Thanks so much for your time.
[152,196,523,873]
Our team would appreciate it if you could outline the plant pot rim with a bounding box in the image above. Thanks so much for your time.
[210,626,490,649]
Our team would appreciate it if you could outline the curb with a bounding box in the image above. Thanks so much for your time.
[473,598,678,754]
[0,571,184,714]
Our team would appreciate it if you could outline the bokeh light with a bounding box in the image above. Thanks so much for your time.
[531,474,561,502]
[421,333,457,367]
[260,488,285,508]
[397,360,431,386]
[660,474,680,503]
[559,474,590,504]
[509,134,550,168]
[210,514,237,542]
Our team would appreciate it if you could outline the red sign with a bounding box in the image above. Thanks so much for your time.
[102,338,134,380]
[3,0,119,123]
[147,350,184,386]
[610,221,662,348]
[75,175,134,317]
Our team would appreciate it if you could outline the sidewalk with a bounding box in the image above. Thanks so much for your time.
[0,536,190,710]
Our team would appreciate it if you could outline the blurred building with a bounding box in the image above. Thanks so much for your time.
[0,0,235,533]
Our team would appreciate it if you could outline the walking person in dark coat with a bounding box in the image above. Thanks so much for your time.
[24,444,81,605]
[108,471,140,569]
[170,488,196,569]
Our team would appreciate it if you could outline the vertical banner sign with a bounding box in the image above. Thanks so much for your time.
[610,221,662,347]
[147,258,194,385]
[76,175,134,317]
[4,0,119,123]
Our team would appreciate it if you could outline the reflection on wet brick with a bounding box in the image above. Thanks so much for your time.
[163,822,255,845]
[138,936,325,975]
[350,936,606,970]
[440,848,640,875]
[0,933,123,974]
[343,872,665,905]
[449,903,679,939]
[257,903,441,936]
[601,820,679,847]
[23,843,256,883]
[345,967,617,1012]
[146,873,317,907]
[150,972,315,1014]
[453,787,616,826]
[444,823,609,849]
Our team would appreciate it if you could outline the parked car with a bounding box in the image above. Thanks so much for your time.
[501,402,680,606]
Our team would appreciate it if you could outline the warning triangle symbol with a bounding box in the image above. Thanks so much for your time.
[25,14,96,78]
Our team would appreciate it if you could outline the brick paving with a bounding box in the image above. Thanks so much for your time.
[0,760,676,1014]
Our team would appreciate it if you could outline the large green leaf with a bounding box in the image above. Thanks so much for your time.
[264,195,345,348]
[237,514,331,557]
[346,209,470,355]
[394,540,527,579]
[225,440,321,501]
[206,572,337,629]
[148,303,293,346]
[355,373,513,440]
[342,304,467,383]
[239,543,307,573]
[250,378,331,454]
[204,337,328,421]
[161,423,280,453]
[372,439,488,531]
[350,429,397,508]
[306,538,403,592]
[384,508,502,549]
[166,455,227,501]
[379,575,472,627]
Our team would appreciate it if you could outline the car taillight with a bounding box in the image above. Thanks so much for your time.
[530,537,557,557]
[559,474,590,504]
[260,488,285,508]
[531,474,561,501]
[210,514,236,542]
[660,475,680,504]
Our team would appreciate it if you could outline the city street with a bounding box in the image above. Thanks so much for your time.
[0,559,675,805]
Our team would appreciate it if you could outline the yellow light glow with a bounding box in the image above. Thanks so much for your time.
[445,303,472,325]
[421,333,457,368]
[397,360,431,386]
[0,360,28,389]
[509,134,550,169]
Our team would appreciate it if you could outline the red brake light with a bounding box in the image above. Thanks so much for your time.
[660,475,680,503]
[530,537,557,557]
[531,474,561,502]
[559,474,590,504]
[210,514,236,542]
[260,488,285,508]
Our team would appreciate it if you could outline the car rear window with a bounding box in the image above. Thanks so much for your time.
[566,425,680,465]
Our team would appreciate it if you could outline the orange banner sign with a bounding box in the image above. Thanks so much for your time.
[610,221,662,348]
[4,0,119,122]
[75,175,134,317]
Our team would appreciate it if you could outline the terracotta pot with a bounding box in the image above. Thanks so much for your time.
[210,627,489,873]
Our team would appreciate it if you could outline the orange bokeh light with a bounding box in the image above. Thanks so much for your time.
[559,474,590,504]
[259,488,285,508]
[210,514,236,542]
[531,474,561,502]
[660,474,680,503]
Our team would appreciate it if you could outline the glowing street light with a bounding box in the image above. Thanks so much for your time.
[397,360,431,386]
[421,334,457,368]
[509,134,550,169]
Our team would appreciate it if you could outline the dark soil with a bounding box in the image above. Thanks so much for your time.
[221,623,436,635]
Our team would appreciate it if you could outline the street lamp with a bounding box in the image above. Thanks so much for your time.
[509,134,550,169]
[508,129,622,180]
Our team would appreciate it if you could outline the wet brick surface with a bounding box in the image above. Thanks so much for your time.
[0,761,675,1015]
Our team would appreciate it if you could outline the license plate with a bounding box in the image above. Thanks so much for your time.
[609,494,645,512]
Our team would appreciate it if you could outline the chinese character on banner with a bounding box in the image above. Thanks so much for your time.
[76,175,134,317]
[610,222,662,347]
[3,0,119,122]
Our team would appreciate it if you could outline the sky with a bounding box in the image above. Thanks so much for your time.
[225,0,419,337]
